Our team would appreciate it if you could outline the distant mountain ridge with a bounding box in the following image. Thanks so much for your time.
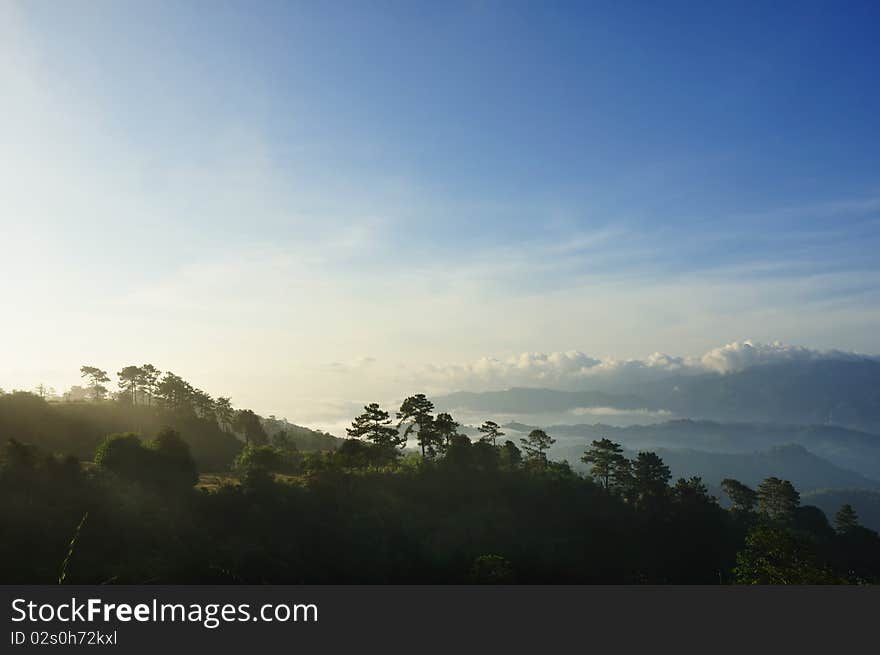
[534,427,880,499]
[637,359,880,430]
[501,419,880,480]
[802,489,880,532]
[437,359,880,433]
[438,387,650,413]
[654,444,880,493]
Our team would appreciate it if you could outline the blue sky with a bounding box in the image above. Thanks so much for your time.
[2,1,879,425]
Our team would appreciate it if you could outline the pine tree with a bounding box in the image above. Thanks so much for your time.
[834,503,860,534]
[520,429,555,466]
[581,438,626,490]
[234,409,268,447]
[80,366,110,401]
[347,403,404,450]
[397,394,439,458]
[756,477,800,523]
[721,478,758,513]
[434,412,459,449]
[139,364,162,405]
[214,396,235,432]
[631,451,671,506]
[117,365,143,404]
[477,420,505,446]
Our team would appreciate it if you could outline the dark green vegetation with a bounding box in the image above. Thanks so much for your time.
[1,374,878,584]
[0,365,339,472]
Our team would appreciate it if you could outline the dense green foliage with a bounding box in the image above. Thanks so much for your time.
[0,381,338,472]
[95,428,198,491]
[1,432,878,584]
[0,381,877,584]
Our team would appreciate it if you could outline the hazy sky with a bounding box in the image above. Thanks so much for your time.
[2,1,880,429]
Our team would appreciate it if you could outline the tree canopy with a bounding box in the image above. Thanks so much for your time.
[2,380,878,585]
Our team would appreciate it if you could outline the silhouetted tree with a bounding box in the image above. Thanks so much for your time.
[148,427,198,489]
[672,476,715,508]
[95,428,197,491]
[335,439,375,469]
[235,409,268,447]
[471,439,501,471]
[191,389,215,421]
[347,403,404,452]
[520,429,555,467]
[434,412,459,450]
[80,366,109,401]
[8,379,880,585]
[442,434,473,470]
[154,372,194,411]
[117,365,143,404]
[499,440,522,470]
[756,477,800,523]
[94,433,149,482]
[631,451,671,506]
[397,394,439,458]
[214,396,235,432]
[139,364,161,405]
[835,504,860,534]
[794,505,834,539]
[477,420,504,446]
[581,438,627,491]
[721,478,758,513]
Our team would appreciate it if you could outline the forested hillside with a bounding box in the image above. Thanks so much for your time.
[1,386,878,584]
[0,364,339,471]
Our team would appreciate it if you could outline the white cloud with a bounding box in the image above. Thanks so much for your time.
[4,4,880,436]
[402,340,875,393]
[697,340,867,374]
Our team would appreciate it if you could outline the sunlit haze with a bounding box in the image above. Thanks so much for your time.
[3,1,880,432]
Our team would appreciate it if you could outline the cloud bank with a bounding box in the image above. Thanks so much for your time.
[696,340,868,374]
[408,340,876,393]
